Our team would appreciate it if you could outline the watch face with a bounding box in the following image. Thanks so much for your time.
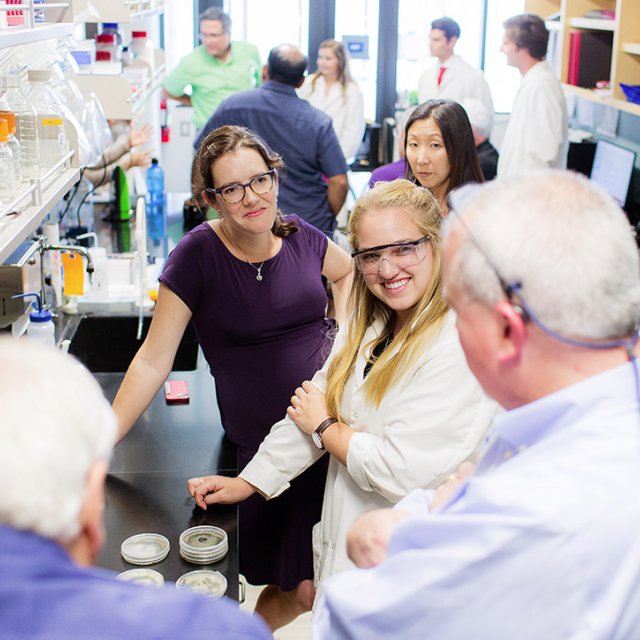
[312,431,324,449]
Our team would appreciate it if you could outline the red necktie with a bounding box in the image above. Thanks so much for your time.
[437,66,446,87]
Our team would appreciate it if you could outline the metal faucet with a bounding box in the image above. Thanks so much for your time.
[37,237,94,309]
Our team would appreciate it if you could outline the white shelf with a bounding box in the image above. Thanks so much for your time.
[568,17,615,31]
[0,166,80,264]
[0,22,74,49]
[563,83,640,117]
[74,51,164,119]
[69,0,163,23]
[622,42,640,55]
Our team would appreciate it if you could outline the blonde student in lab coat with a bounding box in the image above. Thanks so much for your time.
[298,39,365,162]
[189,179,496,594]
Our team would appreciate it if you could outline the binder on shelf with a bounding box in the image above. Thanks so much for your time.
[566,31,613,89]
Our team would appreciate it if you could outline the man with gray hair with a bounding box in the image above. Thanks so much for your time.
[0,340,271,639]
[313,171,640,639]
[163,7,261,131]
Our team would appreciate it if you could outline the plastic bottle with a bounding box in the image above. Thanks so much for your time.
[0,119,16,205]
[12,293,55,347]
[0,113,22,185]
[121,46,132,66]
[130,31,148,58]
[2,70,40,180]
[146,158,165,215]
[95,34,119,62]
[26,69,68,172]
[101,22,122,46]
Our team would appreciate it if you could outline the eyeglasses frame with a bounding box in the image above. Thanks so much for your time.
[205,169,277,204]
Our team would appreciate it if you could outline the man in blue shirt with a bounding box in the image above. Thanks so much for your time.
[315,171,640,639]
[0,339,271,640]
[196,44,349,235]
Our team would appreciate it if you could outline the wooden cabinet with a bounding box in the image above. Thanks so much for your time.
[525,0,640,117]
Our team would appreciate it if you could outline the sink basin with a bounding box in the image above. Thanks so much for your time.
[68,315,199,372]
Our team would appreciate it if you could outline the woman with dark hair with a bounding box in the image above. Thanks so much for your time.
[113,125,352,631]
[404,98,483,213]
[298,39,365,161]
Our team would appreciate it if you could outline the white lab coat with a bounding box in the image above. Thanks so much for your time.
[498,61,568,179]
[240,311,496,586]
[298,75,365,161]
[418,55,494,133]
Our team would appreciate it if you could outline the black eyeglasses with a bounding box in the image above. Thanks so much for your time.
[205,170,276,204]
[351,235,430,275]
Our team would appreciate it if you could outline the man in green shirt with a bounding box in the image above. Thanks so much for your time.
[163,7,261,131]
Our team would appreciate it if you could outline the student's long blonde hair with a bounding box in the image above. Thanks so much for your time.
[325,180,448,420]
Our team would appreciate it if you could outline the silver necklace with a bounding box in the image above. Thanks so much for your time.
[248,261,265,282]
[220,223,269,282]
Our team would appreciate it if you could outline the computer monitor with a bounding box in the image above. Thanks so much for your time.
[589,140,636,208]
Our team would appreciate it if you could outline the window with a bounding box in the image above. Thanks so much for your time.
[225,0,309,63]
[335,0,379,121]
[484,0,525,113]
[396,0,485,107]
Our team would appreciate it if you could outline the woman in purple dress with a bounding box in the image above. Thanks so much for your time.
[113,125,353,631]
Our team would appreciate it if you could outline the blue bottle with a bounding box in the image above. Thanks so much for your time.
[146,158,165,216]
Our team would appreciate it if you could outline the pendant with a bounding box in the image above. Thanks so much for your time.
[256,273,263,282]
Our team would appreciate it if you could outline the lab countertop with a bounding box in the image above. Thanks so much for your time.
[94,368,240,599]
[72,199,240,598]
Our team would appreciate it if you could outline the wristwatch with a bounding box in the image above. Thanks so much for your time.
[312,417,338,449]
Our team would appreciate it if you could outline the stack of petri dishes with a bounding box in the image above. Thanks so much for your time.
[179,525,228,564]
[176,569,228,598]
[120,532,170,566]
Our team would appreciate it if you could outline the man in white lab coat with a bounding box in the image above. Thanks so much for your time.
[418,17,494,135]
[497,13,568,178]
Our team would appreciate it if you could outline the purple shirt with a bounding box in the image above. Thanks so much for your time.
[369,159,408,188]
[159,215,334,457]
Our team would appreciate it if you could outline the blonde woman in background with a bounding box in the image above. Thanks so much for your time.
[189,180,496,598]
[299,39,366,162]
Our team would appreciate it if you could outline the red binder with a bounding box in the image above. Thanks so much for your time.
[567,32,581,85]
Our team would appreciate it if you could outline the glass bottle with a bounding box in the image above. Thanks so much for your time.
[26,69,68,173]
[0,113,23,185]
[0,119,17,206]
[2,70,40,180]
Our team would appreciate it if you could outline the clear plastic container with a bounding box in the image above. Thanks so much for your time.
[16,293,55,347]
[130,31,148,58]
[26,69,68,172]
[0,112,22,185]
[1,71,39,180]
[101,22,122,46]
[95,33,119,62]
[0,119,16,205]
